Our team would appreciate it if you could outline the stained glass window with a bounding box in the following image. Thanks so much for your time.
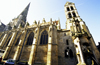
[26,32,34,45]
[40,30,48,45]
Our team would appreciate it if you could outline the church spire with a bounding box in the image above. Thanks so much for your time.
[17,3,30,22]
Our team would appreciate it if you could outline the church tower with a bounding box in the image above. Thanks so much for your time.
[64,2,100,65]
[12,3,30,28]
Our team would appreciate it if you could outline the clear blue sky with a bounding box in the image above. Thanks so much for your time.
[0,0,100,45]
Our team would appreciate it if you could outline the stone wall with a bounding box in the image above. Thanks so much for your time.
[20,46,32,61]
[8,46,17,59]
[35,45,48,64]
[57,31,76,65]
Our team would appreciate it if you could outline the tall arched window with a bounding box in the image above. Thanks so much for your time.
[70,6,74,10]
[67,7,70,11]
[40,30,48,45]
[72,12,76,17]
[68,13,72,18]
[6,37,11,47]
[26,32,34,45]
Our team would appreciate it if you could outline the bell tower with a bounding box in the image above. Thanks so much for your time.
[64,2,100,65]
[64,2,81,30]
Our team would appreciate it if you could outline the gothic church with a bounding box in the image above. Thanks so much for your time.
[0,2,100,65]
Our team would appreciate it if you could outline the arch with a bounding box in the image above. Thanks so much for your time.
[69,49,73,58]
[40,30,48,45]
[72,12,76,17]
[67,7,70,11]
[26,32,34,45]
[70,6,74,10]
[68,13,72,18]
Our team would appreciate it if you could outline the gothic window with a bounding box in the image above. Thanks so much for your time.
[68,13,72,18]
[69,49,73,58]
[40,30,48,45]
[66,40,69,45]
[26,32,34,45]
[65,50,68,58]
[6,37,11,47]
[15,35,21,46]
[72,12,76,17]
[70,6,74,10]
[67,7,70,11]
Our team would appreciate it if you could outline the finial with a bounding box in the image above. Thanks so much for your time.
[25,22,29,27]
[33,20,37,24]
[38,20,40,25]
[42,18,46,23]
[50,18,52,22]
[50,18,52,24]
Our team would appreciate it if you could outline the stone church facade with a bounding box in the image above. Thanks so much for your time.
[0,2,100,65]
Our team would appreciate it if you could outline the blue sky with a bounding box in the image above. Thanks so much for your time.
[0,0,100,45]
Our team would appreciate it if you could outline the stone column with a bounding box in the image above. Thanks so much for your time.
[46,24,53,65]
[74,37,86,65]
[2,32,17,59]
[47,25,58,65]
[47,43,52,65]
[0,34,7,48]
[13,31,27,60]
[28,27,39,65]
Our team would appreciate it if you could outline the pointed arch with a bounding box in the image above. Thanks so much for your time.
[40,30,48,45]
[26,32,34,45]
[72,12,76,17]
[68,13,72,18]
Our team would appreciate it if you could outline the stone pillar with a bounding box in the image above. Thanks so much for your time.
[28,28,39,65]
[47,43,52,65]
[13,31,27,60]
[74,37,86,65]
[47,25,58,65]
[0,34,7,48]
[2,32,17,59]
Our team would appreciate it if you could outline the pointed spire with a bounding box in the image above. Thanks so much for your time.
[17,3,30,22]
